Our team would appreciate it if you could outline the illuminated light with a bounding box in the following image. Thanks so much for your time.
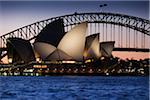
[106,73,109,75]
[62,60,76,64]
[85,59,91,63]
[31,73,33,76]
[24,73,27,76]
[23,69,33,72]
[125,69,128,72]
[3,72,7,76]
[112,69,115,72]
[73,69,78,73]
[89,69,93,73]
[36,58,40,62]
[14,72,17,76]
[101,57,105,60]
[8,58,12,63]
[33,65,47,68]
[36,73,39,76]
[81,65,86,67]
[83,50,88,57]
[42,65,47,68]
[53,68,57,73]
[61,69,64,72]
[47,68,49,70]
[118,69,122,73]
[45,70,49,73]
[1,56,8,64]
[60,69,64,73]
[68,69,71,71]
[74,69,78,72]
[141,71,144,74]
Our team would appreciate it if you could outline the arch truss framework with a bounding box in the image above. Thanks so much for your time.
[0,12,149,52]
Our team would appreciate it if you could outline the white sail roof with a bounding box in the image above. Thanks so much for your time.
[84,33,101,59]
[100,41,115,57]
[46,49,73,61]
[58,22,87,61]
[34,42,56,59]
[7,38,35,63]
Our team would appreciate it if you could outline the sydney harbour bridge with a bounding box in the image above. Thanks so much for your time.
[0,12,150,61]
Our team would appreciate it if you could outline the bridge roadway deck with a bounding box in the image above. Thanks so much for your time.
[0,47,149,53]
[113,48,150,52]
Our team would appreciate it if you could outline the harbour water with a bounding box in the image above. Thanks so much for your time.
[0,76,149,100]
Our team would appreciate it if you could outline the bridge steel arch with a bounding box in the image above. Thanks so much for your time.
[0,12,150,50]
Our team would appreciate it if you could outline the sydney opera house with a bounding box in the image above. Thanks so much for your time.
[6,19,115,64]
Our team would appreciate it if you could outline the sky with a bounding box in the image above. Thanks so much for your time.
[0,1,149,35]
[0,0,149,61]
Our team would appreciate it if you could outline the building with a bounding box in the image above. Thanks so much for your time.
[6,19,115,64]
